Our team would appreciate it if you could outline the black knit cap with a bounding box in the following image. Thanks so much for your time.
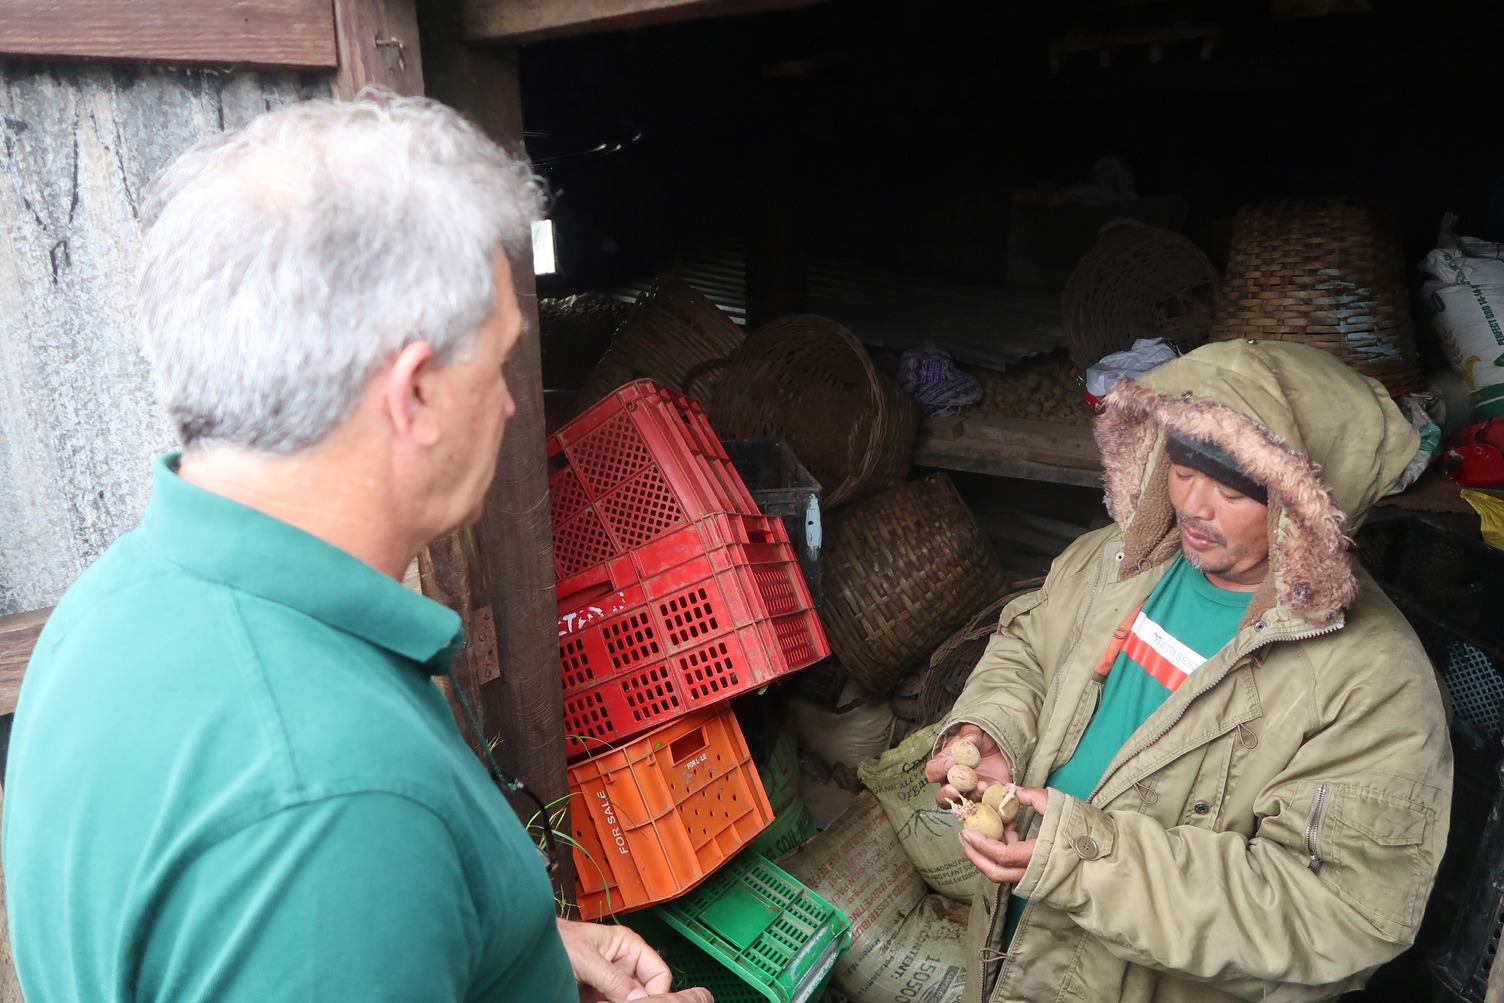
[1164,432,1269,505]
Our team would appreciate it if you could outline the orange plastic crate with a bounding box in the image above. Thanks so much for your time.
[569,705,774,920]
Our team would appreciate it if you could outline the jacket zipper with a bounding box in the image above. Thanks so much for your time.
[1085,620,1343,804]
[1047,543,1113,697]
[1305,783,1330,874]
[942,546,1113,781]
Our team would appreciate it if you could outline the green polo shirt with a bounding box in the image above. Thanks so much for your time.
[3,453,574,1002]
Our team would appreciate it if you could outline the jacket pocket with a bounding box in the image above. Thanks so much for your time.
[996,587,1046,632]
[1318,783,1435,940]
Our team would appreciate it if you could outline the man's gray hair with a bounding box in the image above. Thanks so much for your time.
[139,90,546,453]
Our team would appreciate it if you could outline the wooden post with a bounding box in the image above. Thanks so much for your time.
[333,0,424,99]
[417,3,574,898]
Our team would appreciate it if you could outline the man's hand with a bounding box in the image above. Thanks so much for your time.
[958,786,1048,884]
[557,918,713,1003]
[925,724,1012,806]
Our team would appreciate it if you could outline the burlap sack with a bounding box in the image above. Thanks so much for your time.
[779,791,968,1003]
[859,723,976,902]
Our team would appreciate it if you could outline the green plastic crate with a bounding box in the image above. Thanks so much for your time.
[745,799,816,862]
[628,854,850,1003]
[760,727,800,814]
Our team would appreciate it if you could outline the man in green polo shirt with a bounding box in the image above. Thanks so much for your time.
[4,93,710,1003]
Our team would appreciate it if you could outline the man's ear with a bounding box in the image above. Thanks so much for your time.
[385,341,441,447]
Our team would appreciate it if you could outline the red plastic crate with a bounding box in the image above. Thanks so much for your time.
[569,705,774,920]
[551,381,760,601]
[557,509,796,613]
[559,514,828,760]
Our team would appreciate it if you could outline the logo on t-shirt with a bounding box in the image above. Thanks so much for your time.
[1122,611,1207,692]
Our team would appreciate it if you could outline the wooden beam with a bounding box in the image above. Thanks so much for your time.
[0,0,337,68]
[913,416,1103,489]
[460,0,832,45]
[0,608,51,718]
[334,0,424,100]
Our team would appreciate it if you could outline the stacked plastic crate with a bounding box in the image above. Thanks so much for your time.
[550,380,831,921]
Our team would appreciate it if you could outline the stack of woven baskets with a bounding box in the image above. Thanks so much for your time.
[816,473,1009,695]
[1208,198,1423,396]
[710,315,918,509]
[703,315,1017,700]
[1062,220,1222,367]
[571,277,745,414]
[917,578,1045,725]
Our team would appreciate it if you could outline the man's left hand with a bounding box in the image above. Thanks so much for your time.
[557,917,676,1002]
[960,786,1048,885]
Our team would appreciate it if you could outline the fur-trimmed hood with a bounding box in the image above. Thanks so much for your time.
[1095,340,1418,628]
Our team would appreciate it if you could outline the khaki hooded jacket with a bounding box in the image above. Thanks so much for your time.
[944,340,1453,1003]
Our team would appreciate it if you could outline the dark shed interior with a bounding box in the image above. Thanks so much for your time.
[508,3,1504,999]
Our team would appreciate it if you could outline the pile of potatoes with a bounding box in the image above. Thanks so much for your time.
[969,349,1095,427]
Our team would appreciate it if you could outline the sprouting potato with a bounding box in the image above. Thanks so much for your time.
[982,783,1020,822]
[947,765,979,794]
[965,802,1006,840]
[950,738,981,769]
[946,796,1005,841]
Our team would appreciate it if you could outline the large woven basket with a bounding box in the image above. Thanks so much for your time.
[1062,220,1221,366]
[820,473,1007,693]
[571,277,744,414]
[917,578,1045,726]
[1208,199,1423,396]
[710,315,918,509]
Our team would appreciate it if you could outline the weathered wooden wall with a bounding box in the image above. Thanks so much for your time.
[0,62,329,616]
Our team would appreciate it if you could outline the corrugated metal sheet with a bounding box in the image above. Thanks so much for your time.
[615,243,1063,371]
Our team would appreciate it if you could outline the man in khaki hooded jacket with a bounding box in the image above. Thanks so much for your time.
[927,339,1452,1003]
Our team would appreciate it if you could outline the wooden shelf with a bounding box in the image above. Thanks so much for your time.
[912,414,1103,489]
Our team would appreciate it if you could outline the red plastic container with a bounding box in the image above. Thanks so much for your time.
[569,705,774,920]
[559,513,828,760]
[551,380,760,604]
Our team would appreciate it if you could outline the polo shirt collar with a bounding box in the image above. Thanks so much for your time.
[140,452,464,674]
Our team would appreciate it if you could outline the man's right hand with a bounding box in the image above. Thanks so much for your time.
[925,724,1012,807]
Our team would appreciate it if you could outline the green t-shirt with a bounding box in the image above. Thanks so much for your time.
[1005,556,1251,942]
[3,453,576,1002]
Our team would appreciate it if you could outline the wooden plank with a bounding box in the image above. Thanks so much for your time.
[0,608,51,717]
[334,0,424,100]
[460,0,832,45]
[919,415,966,441]
[0,0,337,68]
[914,414,1102,487]
[913,437,1104,489]
[956,415,1102,469]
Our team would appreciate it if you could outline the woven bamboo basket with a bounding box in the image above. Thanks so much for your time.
[917,578,1045,726]
[1062,220,1221,366]
[1208,199,1423,396]
[709,315,918,509]
[571,277,744,414]
[820,473,1007,694]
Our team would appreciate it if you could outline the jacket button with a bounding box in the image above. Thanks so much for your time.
[1193,801,1211,815]
[1074,835,1100,860]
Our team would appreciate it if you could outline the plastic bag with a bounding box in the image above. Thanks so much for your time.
[1418,214,1504,420]
[1084,337,1180,409]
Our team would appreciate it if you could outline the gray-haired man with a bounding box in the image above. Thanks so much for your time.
[3,93,711,1003]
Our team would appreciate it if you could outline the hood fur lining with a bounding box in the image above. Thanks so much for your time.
[1096,378,1355,627]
